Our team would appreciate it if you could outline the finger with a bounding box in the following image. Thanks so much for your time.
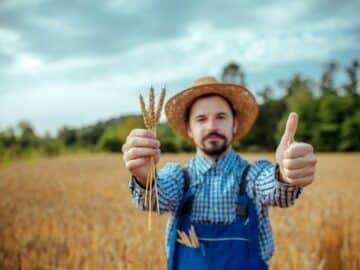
[125,158,149,170]
[124,147,160,161]
[282,154,317,169]
[154,151,160,164]
[126,137,160,150]
[284,142,314,159]
[122,136,160,153]
[286,175,314,188]
[280,112,298,146]
[129,129,156,139]
[283,166,316,179]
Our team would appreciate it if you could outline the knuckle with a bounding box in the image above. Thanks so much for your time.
[283,167,291,177]
[282,159,289,168]
[122,140,129,150]
[312,156,317,164]
[283,159,292,169]
[125,161,131,170]
[147,139,155,147]
[308,144,314,152]
[286,177,294,184]
[128,137,137,146]
[287,170,296,178]
[127,147,136,157]
[287,148,295,157]
[126,136,132,144]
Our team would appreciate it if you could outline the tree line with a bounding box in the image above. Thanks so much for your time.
[0,60,359,162]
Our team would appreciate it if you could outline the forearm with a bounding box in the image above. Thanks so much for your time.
[128,163,183,213]
[251,160,303,207]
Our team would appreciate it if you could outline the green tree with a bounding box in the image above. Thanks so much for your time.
[0,128,17,148]
[77,124,105,146]
[97,127,122,152]
[256,86,273,103]
[320,61,338,96]
[314,95,358,151]
[157,123,179,153]
[240,95,286,151]
[97,115,145,152]
[275,75,317,144]
[343,60,359,97]
[221,62,246,86]
[58,126,78,146]
[17,121,38,149]
[338,109,360,151]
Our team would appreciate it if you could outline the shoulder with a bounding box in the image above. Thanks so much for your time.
[159,162,183,176]
[247,159,274,181]
[157,163,186,192]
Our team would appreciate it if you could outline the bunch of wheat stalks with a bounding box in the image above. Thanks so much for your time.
[139,86,166,231]
[177,225,200,248]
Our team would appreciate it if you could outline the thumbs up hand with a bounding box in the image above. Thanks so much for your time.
[275,112,317,187]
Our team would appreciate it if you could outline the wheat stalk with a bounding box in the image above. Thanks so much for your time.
[156,85,166,122]
[176,226,200,248]
[138,86,166,231]
[139,95,150,129]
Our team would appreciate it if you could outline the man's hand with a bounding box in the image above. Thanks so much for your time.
[275,112,317,187]
[122,129,161,186]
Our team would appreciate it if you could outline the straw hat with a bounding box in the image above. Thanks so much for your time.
[165,76,259,145]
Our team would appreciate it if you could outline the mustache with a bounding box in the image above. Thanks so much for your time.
[203,132,226,141]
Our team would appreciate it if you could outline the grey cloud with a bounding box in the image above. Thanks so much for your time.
[1,0,358,65]
[0,0,264,61]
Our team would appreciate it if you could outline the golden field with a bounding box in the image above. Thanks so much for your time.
[0,153,359,270]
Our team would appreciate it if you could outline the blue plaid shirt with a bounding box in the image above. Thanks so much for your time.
[129,149,303,262]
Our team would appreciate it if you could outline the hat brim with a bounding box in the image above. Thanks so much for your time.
[165,82,259,145]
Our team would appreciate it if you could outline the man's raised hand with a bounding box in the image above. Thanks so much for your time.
[122,129,161,185]
[275,112,317,187]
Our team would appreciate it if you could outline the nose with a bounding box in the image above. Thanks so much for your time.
[205,117,218,131]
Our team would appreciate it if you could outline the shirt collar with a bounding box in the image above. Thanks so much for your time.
[194,148,238,174]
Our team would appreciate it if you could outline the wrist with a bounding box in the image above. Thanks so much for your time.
[275,163,287,183]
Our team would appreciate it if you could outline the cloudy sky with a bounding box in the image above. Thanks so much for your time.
[0,0,359,136]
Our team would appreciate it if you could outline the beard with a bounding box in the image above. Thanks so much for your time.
[200,132,230,157]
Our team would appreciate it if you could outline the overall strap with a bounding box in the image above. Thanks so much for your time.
[236,164,251,217]
[182,167,191,193]
[239,164,251,195]
[181,167,193,215]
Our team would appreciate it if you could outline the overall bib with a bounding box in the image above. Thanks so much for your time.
[167,165,269,270]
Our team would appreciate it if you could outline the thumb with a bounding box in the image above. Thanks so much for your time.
[280,112,298,147]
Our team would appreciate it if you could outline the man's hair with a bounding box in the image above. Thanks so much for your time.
[184,93,237,123]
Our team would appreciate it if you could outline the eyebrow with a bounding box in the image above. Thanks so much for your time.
[194,112,229,119]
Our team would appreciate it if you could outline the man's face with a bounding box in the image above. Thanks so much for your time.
[187,95,237,158]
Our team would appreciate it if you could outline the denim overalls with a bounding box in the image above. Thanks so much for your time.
[167,164,269,270]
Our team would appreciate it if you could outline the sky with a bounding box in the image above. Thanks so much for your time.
[0,0,359,136]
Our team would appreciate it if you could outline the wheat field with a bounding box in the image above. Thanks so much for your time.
[0,153,359,270]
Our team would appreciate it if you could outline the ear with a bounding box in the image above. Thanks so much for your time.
[232,118,238,135]
[187,123,193,139]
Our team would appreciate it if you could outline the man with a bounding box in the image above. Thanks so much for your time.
[122,77,317,270]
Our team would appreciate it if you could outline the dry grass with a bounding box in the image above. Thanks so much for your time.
[0,153,359,270]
